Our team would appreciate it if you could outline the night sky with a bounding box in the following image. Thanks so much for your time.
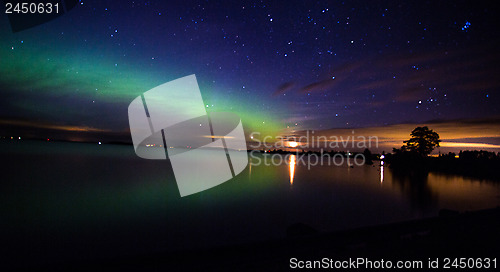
[1,0,499,151]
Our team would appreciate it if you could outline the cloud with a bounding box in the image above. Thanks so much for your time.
[298,78,338,93]
[272,82,295,96]
[0,119,111,133]
[272,60,365,96]
[274,41,500,108]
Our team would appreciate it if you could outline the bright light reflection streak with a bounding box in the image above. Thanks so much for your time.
[380,161,384,183]
[249,160,252,179]
[289,154,296,186]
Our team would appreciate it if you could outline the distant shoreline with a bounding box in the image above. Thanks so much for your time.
[3,138,499,182]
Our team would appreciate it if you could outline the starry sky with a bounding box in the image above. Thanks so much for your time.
[1,0,499,151]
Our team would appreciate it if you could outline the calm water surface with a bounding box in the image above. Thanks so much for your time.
[1,141,499,264]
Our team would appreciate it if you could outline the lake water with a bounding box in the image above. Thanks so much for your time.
[1,140,499,265]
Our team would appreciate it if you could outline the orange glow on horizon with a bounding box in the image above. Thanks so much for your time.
[439,142,500,149]
[287,121,500,152]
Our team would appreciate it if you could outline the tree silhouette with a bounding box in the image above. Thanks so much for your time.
[402,126,440,156]
[363,148,373,164]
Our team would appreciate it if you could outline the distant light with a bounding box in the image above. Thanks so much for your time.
[380,155,385,160]
[98,142,102,145]
[288,141,299,148]
[18,137,21,140]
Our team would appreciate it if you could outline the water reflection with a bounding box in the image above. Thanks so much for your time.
[5,142,500,265]
[248,160,252,179]
[380,162,384,184]
[391,169,437,214]
[289,154,296,186]
[5,145,499,238]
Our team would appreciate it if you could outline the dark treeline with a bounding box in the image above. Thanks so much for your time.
[386,150,500,182]
[250,147,500,181]
[430,150,500,181]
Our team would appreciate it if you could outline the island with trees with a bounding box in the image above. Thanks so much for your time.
[385,126,500,181]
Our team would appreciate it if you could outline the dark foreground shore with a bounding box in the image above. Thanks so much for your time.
[20,207,499,271]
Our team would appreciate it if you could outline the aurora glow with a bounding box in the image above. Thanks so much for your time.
[0,1,499,151]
